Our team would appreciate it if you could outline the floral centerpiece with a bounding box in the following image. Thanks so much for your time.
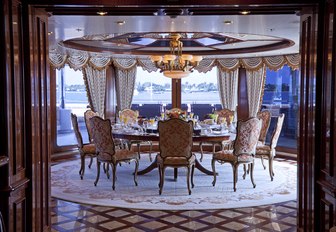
[166,110,187,120]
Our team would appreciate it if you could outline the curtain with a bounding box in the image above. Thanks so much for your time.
[82,66,107,117]
[246,66,266,117]
[217,68,238,111]
[114,65,137,111]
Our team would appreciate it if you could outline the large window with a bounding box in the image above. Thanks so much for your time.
[132,67,172,118]
[262,65,299,150]
[182,68,221,120]
[56,66,89,146]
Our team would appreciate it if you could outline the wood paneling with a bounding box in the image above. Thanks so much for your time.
[237,68,249,120]
[172,79,181,108]
[0,0,29,231]
[27,6,51,231]
[315,0,336,230]
[298,8,318,232]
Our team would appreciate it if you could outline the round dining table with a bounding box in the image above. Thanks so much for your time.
[112,130,231,176]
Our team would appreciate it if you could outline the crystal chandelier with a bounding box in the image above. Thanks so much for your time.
[150,34,203,79]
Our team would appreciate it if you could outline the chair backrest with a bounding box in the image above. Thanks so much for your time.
[158,118,193,159]
[215,109,234,125]
[71,113,84,148]
[119,109,139,124]
[84,109,99,142]
[257,110,271,143]
[90,116,115,160]
[234,117,262,156]
[270,113,285,149]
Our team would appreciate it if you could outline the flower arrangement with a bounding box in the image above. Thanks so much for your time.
[166,110,187,120]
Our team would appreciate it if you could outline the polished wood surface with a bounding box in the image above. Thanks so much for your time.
[237,68,250,120]
[315,0,336,231]
[113,131,230,143]
[297,9,318,232]
[0,1,29,232]
[27,7,52,232]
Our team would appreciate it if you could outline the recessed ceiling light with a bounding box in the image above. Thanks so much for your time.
[240,10,251,15]
[97,11,108,16]
[115,21,125,26]
[224,20,233,25]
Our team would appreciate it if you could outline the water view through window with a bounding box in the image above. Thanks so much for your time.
[56,65,298,151]
[56,66,89,146]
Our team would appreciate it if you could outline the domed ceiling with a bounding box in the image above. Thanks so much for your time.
[49,13,300,58]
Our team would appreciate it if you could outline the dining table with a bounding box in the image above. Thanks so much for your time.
[112,127,231,177]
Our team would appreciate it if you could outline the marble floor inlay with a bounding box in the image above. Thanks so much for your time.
[51,198,297,231]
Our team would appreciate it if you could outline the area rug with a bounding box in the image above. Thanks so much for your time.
[51,154,297,210]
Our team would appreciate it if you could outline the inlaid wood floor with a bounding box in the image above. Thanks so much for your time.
[51,198,297,231]
[51,157,297,231]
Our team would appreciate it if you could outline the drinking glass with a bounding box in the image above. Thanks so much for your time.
[149,118,155,126]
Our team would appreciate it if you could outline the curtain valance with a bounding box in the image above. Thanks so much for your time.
[49,47,300,72]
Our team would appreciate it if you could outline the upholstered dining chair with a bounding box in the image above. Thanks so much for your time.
[157,118,195,195]
[255,113,285,181]
[83,109,100,168]
[70,113,97,180]
[211,117,262,192]
[257,110,272,146]
[119,108,152,161]
[199,108,235,162]
[90,116,139,190]
[84,109,99,142]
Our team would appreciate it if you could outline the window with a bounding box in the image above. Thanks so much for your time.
[262,65,299,150]
[132,67,172,118]
[56,66,89,146]
[182,68,221,120]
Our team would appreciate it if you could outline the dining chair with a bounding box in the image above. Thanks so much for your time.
[211,117,262,191]
[157,118,195,195]
[255,113,285,181]
[84,109,99,142]
[119,108,152,161]
[257,110,272,146]
[90,116,139,190]
[199,108,235,162]
[70,113,97,180]
[255,110,272,170]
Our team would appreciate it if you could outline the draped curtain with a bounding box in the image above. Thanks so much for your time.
[246,66,266,117]
[82,66,107,117]
[113,58,137,111]
[49,47,300,72]
[217,68,238,111]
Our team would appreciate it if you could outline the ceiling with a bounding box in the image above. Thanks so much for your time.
[48,12,300,58]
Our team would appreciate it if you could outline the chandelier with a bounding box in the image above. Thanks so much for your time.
[150,34,203,79]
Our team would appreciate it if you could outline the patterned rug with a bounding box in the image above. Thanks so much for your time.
[51,154,297,210]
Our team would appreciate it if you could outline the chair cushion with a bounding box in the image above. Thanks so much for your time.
[213,150,235,162]
[213,150,254,162]
[114,149,139,161]
[256,145,271,155]
[157,153,196,166]
[257,141,265,146]
[82,144,96,154]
